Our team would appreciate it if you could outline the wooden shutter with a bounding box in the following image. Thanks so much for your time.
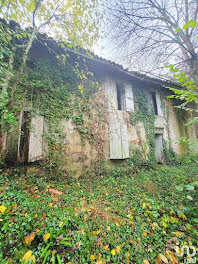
[121,122,129,158]
[146,93,153,115]
[109,121,122,159]
[104,78,117,111]
[156,92,163,116]
[109,119,129,159]
[28,115,44,162]
[125,84,134,112]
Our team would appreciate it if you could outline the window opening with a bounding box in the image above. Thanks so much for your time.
[116,84,125,110]
[116,84,122,110]
[151,92,158,115]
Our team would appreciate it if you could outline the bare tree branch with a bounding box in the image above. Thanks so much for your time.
[103,0,198,78]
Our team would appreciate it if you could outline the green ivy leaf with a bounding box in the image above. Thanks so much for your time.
[182,23,189,30]
[176,185,184,191]
[6,35,12,41]
[186,185,195,191]
[190,21,197,28]
[177,77,184,83]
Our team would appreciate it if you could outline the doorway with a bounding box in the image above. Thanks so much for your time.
[18,111,30,163]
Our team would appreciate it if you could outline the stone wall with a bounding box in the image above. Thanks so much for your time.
[3,74,196,171]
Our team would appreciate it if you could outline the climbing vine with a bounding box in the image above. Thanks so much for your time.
[2,49,107,176]
[129,86,156,168]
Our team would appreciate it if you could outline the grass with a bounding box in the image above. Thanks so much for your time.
[0,163,198,264]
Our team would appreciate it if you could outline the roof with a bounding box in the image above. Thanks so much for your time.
[1,18,179,89]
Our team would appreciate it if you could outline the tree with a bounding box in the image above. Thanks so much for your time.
[0,0,100,81]
[103,0,198,79]
[165,19,198,125]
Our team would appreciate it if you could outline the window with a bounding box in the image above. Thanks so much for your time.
[116,83,134,111]
[151,92,158,115]
[151,91,163,116]
[116,84,124,110]
[104,78,134,112]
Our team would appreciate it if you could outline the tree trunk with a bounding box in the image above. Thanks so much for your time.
[10,28,37,98]
[0,46,15,98]
[19,28,37,73]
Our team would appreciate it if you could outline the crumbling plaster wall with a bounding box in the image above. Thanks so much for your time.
[3,74,195,169]
[61,119,98,167]
[154,93,196,155]
[103,74,194,160]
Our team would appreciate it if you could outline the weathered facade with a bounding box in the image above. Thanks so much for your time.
[2,38,197,173]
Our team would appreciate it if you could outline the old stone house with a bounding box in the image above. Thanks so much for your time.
[2,35,197,173]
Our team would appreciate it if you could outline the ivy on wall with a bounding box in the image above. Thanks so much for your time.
[3,51,107,176]
[130,86,156,168]
[1,42,187,176]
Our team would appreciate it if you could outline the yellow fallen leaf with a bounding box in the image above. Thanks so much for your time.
[22,250,32,262]
[151,222,159,229]
[49,203,53,207]
[59,221,63,227]
[175,246,181,255]
[159,253,168,264]
[103,245,109,250]
[171,255,178,264]
[142,203,146,209]
[44,233,50,241]
[126,251,130,263]
[115,222,120,227]
[24,232,36,244]
[111,249,116,256]
[177,213,187,219]
[93,230,100,235]
[143,260,150,264]
[148,248,153,253]
[30,255,36,263]
[107,226,110,231]
[161,221,168,228]
[172,231,182,237]
[142,231,147,236]
[116,246,121,254]
[96,261,103,264]
[0,205,7,213]
[90,254,95,261]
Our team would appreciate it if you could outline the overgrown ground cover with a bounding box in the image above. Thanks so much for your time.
[0,163,198,264]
